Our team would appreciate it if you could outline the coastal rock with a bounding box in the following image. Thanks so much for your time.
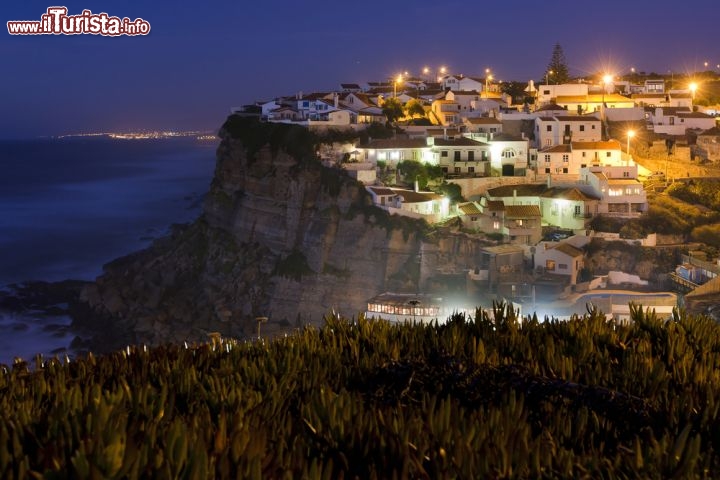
[76,118,489,353]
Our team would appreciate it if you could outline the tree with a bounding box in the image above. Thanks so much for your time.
[500,81,533,104]
[405,98,426,118]
[544,43,570,84]
[382,97,404,124]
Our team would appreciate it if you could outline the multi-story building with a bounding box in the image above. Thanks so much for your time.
[534,116,602,148]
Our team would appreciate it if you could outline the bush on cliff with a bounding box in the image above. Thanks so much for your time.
[3,305,720,478]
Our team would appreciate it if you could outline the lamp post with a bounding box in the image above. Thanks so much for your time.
[626,129,635,163]
[601,74,612,120]
[546,70,553,86]
[485,74,493,97]
[689,82,697,104]
[393,74,402,98]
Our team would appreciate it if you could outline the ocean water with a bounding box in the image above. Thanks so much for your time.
[0,136,217,364]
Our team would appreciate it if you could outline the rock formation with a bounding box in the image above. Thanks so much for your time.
[76,117,488,352]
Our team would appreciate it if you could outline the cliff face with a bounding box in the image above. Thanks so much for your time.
[77,117,485,351]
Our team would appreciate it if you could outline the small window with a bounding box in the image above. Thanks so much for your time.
[558,264,568,270]
[562,154,569,162]
[563,168,568,173]
[454,151,461,161]
[454,167,461,173]
[468,166,475,173]
[441,151,448,157]
[606,152,611,157]
[545,154,551,162]
[546,260,556,271]
[546,125,552,132]
[545,168,550,173]
[592,125,596,129]
[579,125,585,132]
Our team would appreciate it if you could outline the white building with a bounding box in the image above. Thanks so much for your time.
[581,165,647,218]
[534,242,585,285]
[537,140,625,179]
[534,115,602,148]
[366,186,450,223]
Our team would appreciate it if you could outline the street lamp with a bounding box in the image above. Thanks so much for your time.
[394,74,403,98]
[485,74,493,96]
[601,74,612,121]
[546,70,553,85]
[689,82,698,102]
[626,129,635,160]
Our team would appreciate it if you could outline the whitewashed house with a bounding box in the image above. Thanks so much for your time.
[534,242,585,285]
[430,137,491,176]
[356,138,433,167]
[365,186,450,223]
[534,116,602,148]
[581,165,648,218]
[647,108,716,136]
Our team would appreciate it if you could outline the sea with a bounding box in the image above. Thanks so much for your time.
[0,135,218,365]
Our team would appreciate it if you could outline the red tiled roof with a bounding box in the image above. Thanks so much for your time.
[553,242,584,258]
[505,205,541,218]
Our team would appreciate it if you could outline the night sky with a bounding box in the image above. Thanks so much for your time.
[2,0,718,138]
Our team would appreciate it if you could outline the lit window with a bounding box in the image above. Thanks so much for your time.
[493,221,500,229]
[546,260,556,271]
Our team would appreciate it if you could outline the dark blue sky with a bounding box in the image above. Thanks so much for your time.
[2,0,718,138]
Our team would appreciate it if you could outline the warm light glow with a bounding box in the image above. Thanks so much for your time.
[689,82,697,93]
[602,74,612,84]
[440,66,446,74]
[423,67,429,74]
[396,74,403,83]
[485,68,490,74]
[627,130,635,139]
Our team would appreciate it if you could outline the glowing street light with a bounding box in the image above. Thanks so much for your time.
[689,82,698,101]
[546,70,553,85]
[626,129,635,157]
[485,74,493,95]
[394,74,403,98]
[601,74,612,123]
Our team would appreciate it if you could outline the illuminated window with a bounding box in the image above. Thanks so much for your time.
[390,151,400,161]
[546,260,556,271]
[493,221,500,230]
[377,152,387,161]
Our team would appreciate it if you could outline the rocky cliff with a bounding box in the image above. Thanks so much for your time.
[76,117,487,352]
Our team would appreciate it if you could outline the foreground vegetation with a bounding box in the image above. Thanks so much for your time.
[3,305,720,478]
